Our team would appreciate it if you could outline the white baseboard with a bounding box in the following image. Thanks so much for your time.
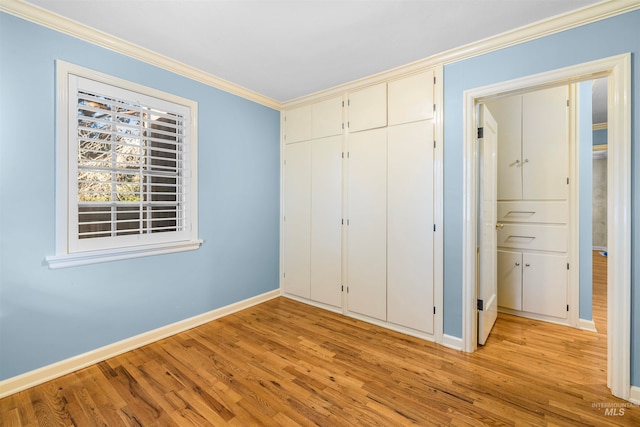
[0,289,280,399]
[592,246,608,252]
[441,334,463,351]
[630,386,640,405]
[578,318,598,333]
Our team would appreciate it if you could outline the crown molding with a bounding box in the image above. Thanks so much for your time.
[0,0,281,110]
[282,0,639,108]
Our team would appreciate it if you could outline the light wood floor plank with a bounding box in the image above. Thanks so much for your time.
[2,251,637,425]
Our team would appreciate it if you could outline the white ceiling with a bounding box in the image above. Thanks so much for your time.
[24,0,603,102]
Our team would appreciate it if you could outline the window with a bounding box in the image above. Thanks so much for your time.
[47,61,201,268]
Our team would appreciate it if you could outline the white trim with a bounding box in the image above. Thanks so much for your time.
[433,65,445,345]
[593,246,608,252]
[0,0,279,109]
[0,289,280,399]
[462,54,631,400]
[45,239,203,269]
[630,386,640,405]
[441,334,464,351]
[578,318,598,333]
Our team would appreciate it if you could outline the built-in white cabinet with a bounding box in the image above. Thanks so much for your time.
[284,95,343,144]
[283,67,441,338]
[388,70,434,125]
[497,250,567,318]
[489,85,571,323]
[347,82,387,133]
[283,135,342,308]
[283,142,311,298]
[490,87,569,201]
[387,120,435,333]
[310,136,343,307]
[346,128,387,320]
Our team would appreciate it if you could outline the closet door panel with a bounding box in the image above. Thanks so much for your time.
[522,86,569,200]
[284,105,312,144]
[497,250,522,310]
[283,142,311,298]
[486,96,522,200]
[522,252,568,319]
[348,83,387,133]
[388,70,434,125]
[387,121,434,333]
[347,128,387,320]
[312,96,343,139]
[310,136,343,307]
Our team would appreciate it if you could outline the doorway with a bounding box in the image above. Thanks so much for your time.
[461,54,631,400]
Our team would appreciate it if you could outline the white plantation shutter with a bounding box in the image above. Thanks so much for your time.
[67,74,195,254]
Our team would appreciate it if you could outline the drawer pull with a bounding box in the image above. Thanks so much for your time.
[506,235,536,242]
[505,210,536,217]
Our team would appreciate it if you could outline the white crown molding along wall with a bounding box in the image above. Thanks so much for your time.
[1,0,638,109]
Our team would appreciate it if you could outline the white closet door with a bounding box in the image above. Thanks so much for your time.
[347,128,387,320]
[283,142,311,298]
[387,120,434,333]
[486,95,522,200]
[310,136,342,307]
[312,96,343,139]
[522,252,568,318]
[284,105,312,144]
[522,86,569,200]
[388,70,434,126]
[497,250,522,310]
[348,83,387,133]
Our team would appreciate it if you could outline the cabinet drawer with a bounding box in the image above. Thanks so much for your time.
[497,201,567,224]
[497,224,567,252]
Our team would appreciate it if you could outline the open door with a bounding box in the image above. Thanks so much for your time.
[477,103,498,346]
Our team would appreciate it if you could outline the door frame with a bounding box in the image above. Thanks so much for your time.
[461,54,631,400]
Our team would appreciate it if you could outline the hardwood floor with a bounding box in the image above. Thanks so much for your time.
[2,252,637,426]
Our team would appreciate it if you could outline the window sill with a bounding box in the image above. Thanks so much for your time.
[45,239,203,269]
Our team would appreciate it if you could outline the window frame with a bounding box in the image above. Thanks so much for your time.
[46,61,201,269]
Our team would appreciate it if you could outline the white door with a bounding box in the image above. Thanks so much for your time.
[387,120,434,333]
[486,96,522,200]
[348,83,387,133]
[478,104,499,346]
[347,128,387,321]
[310,136,342,307]
[283,142,311,298]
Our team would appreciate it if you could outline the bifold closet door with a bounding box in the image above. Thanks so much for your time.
[310,136,342,307]
[347,128,387,321]
[387,120,434,333]
[283,142,311,298]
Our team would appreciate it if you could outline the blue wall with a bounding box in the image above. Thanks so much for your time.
[0,13,281,380]
[443,10,639,385]
[594,128,608,145]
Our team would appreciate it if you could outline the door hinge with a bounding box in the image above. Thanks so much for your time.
[341,284,344,292]
[567,304,570,311]
[433,103,436,112]
[283,272,286,278]
[477,299,484,311]
[567,99,570,107]
[434,76,436,84]
[433,224,436,232]
[433,306,436,315]
[434,140,436,149]
[342,123,344,130]
[567,177,570,184]
[347,121,350,128]
[567,263,570,270]
[342,152,344,158]
[342,101,344,107]
[348,99,350,106]
[477,127,484,139]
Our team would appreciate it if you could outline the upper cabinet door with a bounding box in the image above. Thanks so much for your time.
[348,83,387,133]
[284,105,312,144]
[388,70,434,126]
[312,96,343,139]
[522,86,569,200]
[487,95,523,201]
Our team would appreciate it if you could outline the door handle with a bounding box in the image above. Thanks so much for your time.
[496,223,505,230]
